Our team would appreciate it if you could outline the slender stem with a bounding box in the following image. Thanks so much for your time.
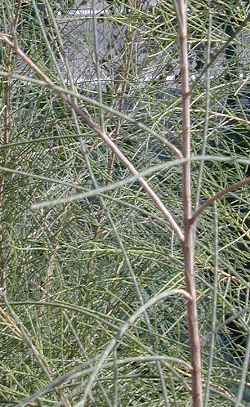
[195,3,212,209]
[204,203,219,406]
[235,332,250,407]
[92,0,105,132]
[177,1,203,406]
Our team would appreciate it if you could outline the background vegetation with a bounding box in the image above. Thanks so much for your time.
[0,0,249,405]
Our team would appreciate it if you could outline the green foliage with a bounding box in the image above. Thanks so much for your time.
[0,0,249,405]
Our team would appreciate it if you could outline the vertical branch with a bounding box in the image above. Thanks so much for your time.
[176,1,203,406]
[235,332,250,407]
[204,203,218,406]
[195,1,212,209]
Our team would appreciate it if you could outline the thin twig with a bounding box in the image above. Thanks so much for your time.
[209,111,250,126]
[195,3,212,209]
[204,203,219,406]
[191,176,250,225]
[235,333,250,407]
